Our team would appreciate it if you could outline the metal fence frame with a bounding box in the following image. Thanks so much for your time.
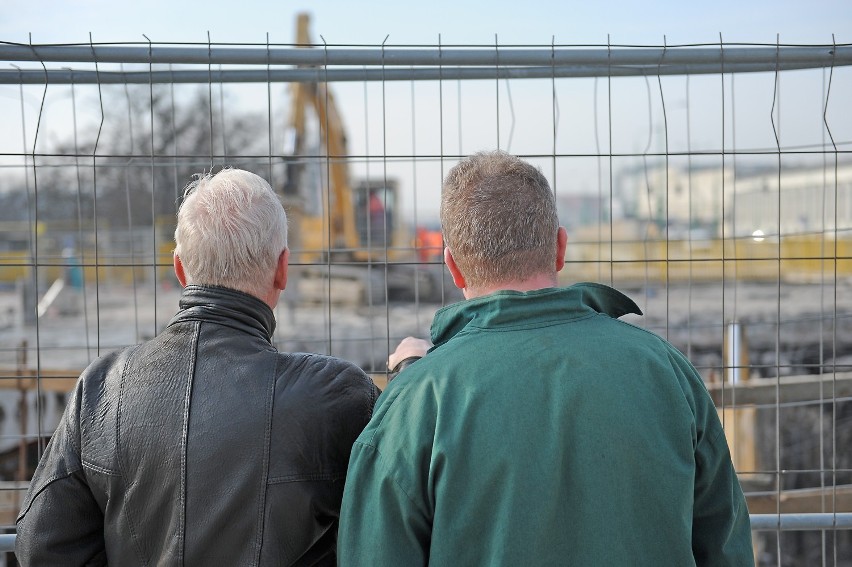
[1,42,851,85]
[2,38,852,561]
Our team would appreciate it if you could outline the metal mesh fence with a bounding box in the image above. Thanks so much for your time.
[1,34,852,565]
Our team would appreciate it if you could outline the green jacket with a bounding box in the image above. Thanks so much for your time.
[339,283,753,566]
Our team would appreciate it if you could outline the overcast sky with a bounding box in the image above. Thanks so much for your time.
[2,0,850,46]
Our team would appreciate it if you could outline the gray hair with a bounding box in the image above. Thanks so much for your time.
[440,150,558,288]
[174,168,288,297]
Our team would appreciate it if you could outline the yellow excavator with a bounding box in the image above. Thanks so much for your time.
[281,13,453,304]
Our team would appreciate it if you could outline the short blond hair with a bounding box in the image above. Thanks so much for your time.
[440,151,558,289]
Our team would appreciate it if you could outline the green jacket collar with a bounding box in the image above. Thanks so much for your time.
[430,282,642,348]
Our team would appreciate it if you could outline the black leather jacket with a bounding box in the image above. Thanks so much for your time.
[16,285,380,566]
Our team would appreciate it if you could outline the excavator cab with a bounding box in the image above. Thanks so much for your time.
[354,179,397,257]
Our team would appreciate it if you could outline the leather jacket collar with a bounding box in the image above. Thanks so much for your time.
[168,284,276,343]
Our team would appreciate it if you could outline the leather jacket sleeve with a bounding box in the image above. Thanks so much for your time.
[15,366,109,566]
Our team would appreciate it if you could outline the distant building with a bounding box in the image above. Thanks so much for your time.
[614,159,852,239]
[556,193,611,235]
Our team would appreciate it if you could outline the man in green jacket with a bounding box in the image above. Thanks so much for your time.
[339,150,754,566]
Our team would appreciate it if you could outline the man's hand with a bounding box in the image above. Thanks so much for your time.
[388,337,431,372]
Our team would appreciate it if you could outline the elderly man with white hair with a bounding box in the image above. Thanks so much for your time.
[16,168,380,566]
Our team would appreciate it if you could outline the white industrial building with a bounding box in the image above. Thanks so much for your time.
[614,158,852,239]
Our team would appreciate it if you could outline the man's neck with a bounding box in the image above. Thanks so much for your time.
[462,273,558,299]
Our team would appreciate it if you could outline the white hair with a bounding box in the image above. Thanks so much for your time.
[174,168,288,297]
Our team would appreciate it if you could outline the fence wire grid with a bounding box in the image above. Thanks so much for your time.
[1,35,852,566]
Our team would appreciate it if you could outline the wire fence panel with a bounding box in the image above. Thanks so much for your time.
[1,34,851,565]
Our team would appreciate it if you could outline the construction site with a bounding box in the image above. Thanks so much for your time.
[1,12,851,565]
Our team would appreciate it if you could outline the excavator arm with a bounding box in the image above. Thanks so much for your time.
[281,13,456,305]
[285,13,360,260]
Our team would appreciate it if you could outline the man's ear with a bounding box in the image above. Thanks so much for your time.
[273,249,290,291]
[556,226,568,273]
[444,247,466,290]
[173,253,187,287]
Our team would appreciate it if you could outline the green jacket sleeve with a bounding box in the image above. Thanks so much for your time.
[338,440,431,567]
[691,400,755,566]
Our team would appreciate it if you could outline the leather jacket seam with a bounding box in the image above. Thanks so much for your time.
[15,469,80,522]
[251,352,276,564]
[267,472,346,484]
[114,343,150,567]
[178,321,200,564]
[82,460,119,476]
